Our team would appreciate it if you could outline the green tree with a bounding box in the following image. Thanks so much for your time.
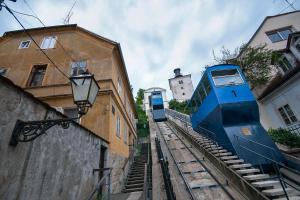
[214,45,278,88]
[169,99,191,115]
[135,88,149,137]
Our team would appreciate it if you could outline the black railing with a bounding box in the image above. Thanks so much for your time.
[155,137,176,200]
[286,123,300,135]
[234,135,300,200]
[86,168,112,200]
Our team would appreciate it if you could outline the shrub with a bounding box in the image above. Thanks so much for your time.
[268,128,300,148]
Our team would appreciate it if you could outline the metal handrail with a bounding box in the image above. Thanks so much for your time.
[166,109,220,153]
[234,134,300,175]
[155,137,177,200]
[234,134,277,156]
[86,167,112,200]
[234,135,300,200]
[142,163,148,200]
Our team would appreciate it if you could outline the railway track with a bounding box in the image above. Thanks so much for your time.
[156,121,235,200]
[165,110,300,200]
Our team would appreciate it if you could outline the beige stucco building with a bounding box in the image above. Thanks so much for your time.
[0,24,137,193]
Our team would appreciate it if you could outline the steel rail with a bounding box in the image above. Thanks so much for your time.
[165,122,235,200]
[156,122,197,200]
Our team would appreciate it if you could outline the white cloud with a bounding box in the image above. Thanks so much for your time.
[1,0,299,99]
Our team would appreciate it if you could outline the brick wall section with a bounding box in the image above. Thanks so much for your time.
[0,77,109,200]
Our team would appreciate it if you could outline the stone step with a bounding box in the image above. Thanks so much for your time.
[130,171,144,175]
[211,149,227,153]
[274,196,300,200]
[207,147,223,151]
[122,187,143,193]
[128,174,144,178]
[128,172,144,176]
[220,156,239,160]
[262,187,293,197]
[214,152,232,157]
[230,163,252,169]
[127,177,144,181]
[236,168,260,174]
[243,174,270,181]
[252,180,280,188]
[125,183,144,189]
[204,144,218,148]
[224,159,244,164]
[126,179,144,184]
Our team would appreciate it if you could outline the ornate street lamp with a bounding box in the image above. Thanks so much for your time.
[9,73,100,146]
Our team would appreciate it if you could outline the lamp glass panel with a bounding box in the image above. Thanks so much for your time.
[88,78,99,105]
[72,77,91,102]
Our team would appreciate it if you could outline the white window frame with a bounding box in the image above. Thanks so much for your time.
[278,104,298,126]
[19,40,31,49]
[211,69,244,87]
[41,36,57,49]
[116,116,121,138]
[71,60,87,76]
[266,27,292,43]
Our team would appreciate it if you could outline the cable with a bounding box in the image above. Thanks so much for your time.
[2,3,71,81]
[279,0,297,13]
[284,0,297,10]
[18,0,83,70]
[8,7,45,26]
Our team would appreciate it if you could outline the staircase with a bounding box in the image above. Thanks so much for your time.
[122,143,152,194]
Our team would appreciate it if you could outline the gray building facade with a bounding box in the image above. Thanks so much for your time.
[168,68,194,102]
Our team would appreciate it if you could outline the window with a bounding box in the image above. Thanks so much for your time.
[124,125,128,144]
[211,69,243,86]
[179,80,183,84]
[27,65,47,86]
[71,60,87,76]
[117,77,122,95]
[197,85,206,102]
[0,68,7,76]
[116,116,121,137]
[41,36,57,49]
[279,57,293,72]
[63,108,79,122]
[202,74,211,95]
[153,104,164,110]
[182,93,185,95]
[19,40,31,49]
[181,87,184,89]
[278,104,298,125]
[267,28,292,43]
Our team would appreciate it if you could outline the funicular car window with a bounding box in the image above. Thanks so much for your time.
[198,84,206,102]
[211,69,243,86]
[152,94,161,98]
[153,104,164,110]
[202,75,211,95]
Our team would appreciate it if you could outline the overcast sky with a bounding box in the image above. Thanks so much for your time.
[0,0,299,99]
